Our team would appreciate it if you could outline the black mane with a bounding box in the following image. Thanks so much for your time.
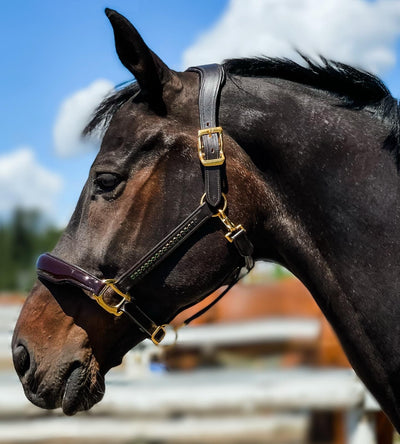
[84,57,400,165]
[226,56,393,109]
[224,57,400,166]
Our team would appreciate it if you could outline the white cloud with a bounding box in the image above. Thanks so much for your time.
[0,147,63,217]
[182,0,400,74]
[53,79,114,157]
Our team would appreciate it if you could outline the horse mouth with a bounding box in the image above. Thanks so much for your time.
[61,364,105,415]
[22,361,105,416]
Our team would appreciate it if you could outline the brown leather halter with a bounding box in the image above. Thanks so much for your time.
[36,64,254,345]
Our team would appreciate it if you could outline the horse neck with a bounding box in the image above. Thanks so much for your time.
[221,76,400,424]
[222,75,400,294]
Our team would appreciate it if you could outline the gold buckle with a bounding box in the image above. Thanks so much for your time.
[197,127,225,167]
[151,325,167,345]
[94,279,131,317]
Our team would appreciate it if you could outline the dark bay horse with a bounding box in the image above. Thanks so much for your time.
[12,8,400,429]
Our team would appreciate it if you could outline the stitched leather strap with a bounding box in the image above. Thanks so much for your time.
[115,202,213,291]
[188,64,225,207]
[37,203,213,295]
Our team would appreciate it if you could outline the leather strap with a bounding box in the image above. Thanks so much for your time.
[37,203,215,344]
[120,303,166,343]
[188,64,225,207]
[230,229,254,270]
[181,268,241,327]
[37,203,213,296]
[115,202,213,292]
[37,253,167,343]
[37,253,104,295]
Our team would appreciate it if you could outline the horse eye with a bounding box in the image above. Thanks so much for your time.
[94,173,121,192]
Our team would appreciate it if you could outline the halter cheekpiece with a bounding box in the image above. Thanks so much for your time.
[36,64,254,345]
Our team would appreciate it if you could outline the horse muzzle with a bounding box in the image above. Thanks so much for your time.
[12,338,105,415]
[11,283,106,415]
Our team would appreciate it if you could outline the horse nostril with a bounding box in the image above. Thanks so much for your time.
[13,344,31,378]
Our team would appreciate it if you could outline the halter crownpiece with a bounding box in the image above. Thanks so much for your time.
[188,64,226,207]
[36,64,254,345]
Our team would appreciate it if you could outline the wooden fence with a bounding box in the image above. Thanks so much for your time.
[0,303,384,444]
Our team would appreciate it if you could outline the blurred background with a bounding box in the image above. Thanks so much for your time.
[2,0,400,443]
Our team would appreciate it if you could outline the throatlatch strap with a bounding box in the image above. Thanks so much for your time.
[188,64,225,207]
[182,268,241,327]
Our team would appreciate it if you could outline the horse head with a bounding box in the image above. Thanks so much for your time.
[12,10,262,415]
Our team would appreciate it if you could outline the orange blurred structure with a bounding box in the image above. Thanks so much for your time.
[171,277,349,368]
[170,276,393,444]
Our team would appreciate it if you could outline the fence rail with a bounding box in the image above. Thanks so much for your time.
[0,308,382,444]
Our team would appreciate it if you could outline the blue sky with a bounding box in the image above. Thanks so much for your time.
[1,0,400,226]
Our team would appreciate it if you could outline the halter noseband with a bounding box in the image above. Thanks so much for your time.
[36,64,254,345]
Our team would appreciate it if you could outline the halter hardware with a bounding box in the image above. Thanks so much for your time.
[151,325,167,345]
[197,126,225,166]
[96,279,167,345]
[93,279,130,317]
[216,209,246,243]
[201,193,246,243]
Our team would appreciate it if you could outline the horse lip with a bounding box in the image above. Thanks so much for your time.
[61,365,83,415]
[61,364,105,416]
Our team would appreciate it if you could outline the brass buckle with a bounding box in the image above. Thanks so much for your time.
[151,325,167,345]
[94,279,131,317]
[197,127,225,167]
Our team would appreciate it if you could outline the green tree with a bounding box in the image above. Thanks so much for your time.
[0,209,63,292]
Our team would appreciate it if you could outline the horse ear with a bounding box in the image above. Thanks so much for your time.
[105,8,173,113]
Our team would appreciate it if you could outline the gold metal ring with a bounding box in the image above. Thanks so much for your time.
[200,193,228,217]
